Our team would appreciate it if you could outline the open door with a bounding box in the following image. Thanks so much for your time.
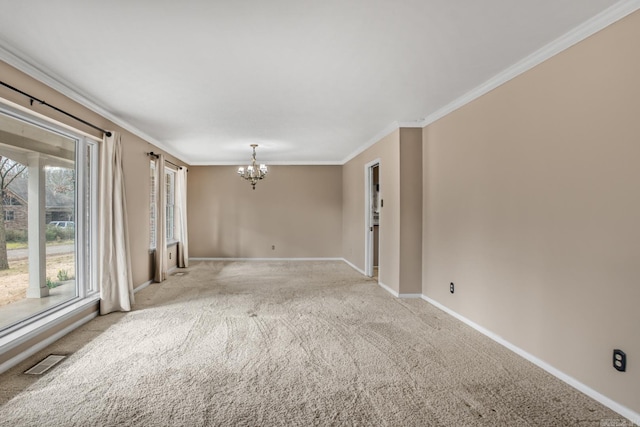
[364,160,380,278]
[372,165,380,278]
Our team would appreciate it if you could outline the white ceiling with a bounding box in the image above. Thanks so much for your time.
[0,1,634,164]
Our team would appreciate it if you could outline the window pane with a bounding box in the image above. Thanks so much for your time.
[149,161,155,249]
[165,170,175,241]
[84,143,98,294]
[0,110,79,332]
[45,165,77,304]
[166,205,174,241]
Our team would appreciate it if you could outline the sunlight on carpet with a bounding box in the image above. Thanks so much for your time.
[0,261,620,426]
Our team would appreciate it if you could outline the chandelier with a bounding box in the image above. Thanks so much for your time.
[237,144,268,190]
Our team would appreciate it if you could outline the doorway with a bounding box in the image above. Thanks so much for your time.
[364,160,380,278]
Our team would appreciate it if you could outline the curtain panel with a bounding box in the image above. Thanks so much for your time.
[98,132,134,314]
[175,167,189,268]
[154,154,167,282]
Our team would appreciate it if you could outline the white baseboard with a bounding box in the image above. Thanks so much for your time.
[0,311,97,375]
[342,258,367,276]
[378,281,399,297]
[341,260,421,299]
[133,280,152,294]
[421,295,640,424]
[398,293,422,299]
[135,268,177,293]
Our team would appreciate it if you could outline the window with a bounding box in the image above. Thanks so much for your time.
[166,169,175,242]
[149,162,176,248]
[149,161,156,249]
[3,195,21,206]
[0,103,98,335]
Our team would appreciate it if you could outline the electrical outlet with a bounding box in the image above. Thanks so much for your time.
[169,253,172,260]
[450,282,454,294]
[613,349,626,372]
[272,245,275,250]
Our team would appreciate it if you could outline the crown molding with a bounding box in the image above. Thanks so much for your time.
[340,119,425,165]
[396,120,425,128]
[419,0,640,128]
[0,42,187,164]
[341,121,399,164]
[3,0,638,167]
[188,160,343,166]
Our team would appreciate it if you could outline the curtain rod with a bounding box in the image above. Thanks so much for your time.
[0,80,112,137]
[147,152,185,170]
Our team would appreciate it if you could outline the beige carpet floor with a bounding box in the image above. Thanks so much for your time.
[0,261,624,426]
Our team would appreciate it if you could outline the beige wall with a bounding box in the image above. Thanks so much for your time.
[342,128,423,295]
[399,128,422,294]
[167,244,178,270]
[343,130,407,292]
[342,130,400,290]
[422,11,640,413]
[188,165,342,258]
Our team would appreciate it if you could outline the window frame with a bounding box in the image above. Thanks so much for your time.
[0,103,99,342]
[149,160,156,250]
[165,168,176,243]
[149,162,177,250]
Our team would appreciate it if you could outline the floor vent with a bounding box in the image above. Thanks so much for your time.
[24,355,66,375]
[173,272,186,276]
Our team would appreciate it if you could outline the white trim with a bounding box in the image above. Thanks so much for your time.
[0,304,98,375]
[396,121,425,129]
[0,297,99,350]
[189,160,342,166]
[0,44,187,164]
[418,0,640,129]
[342,258,366,276]
[342,258,423,299]
[421,295,640,424]
[342,120,424,165]
[377,281,399,298]
[189,257,344,262]
[75,140,88,298]
[364,158,381,277]
[398,293,422,299]
[0,102,101,368]
[339,1,640,166]
[0,97,102,142]
[2,2,638,168]
[343,123,400,164]
[134,280,152,294]
[89,140,99,294]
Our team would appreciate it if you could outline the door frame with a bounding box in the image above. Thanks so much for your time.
[364,158,380,277]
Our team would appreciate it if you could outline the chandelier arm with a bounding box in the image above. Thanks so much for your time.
[238,144,268,189]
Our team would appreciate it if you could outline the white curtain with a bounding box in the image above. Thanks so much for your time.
[175,167,189,268]
[154,154,167,282]
[99,132,134,314]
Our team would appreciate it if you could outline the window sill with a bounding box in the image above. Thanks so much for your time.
[0,294,100,369]
[149,240,179,254]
